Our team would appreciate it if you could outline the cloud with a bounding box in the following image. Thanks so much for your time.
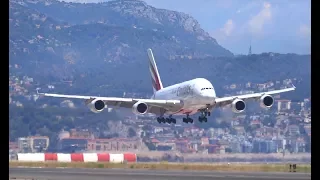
[221,19,235,36]
[210,19,235,40]
[298,24,311,37]
[247,2,272,35]
[209,19,239,52]
[236,1,260,14]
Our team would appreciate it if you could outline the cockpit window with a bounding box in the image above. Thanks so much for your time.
[201,87,213,90]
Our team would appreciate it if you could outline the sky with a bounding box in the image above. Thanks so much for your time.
[59,0,311,55]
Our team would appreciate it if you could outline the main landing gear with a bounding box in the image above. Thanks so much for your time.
[157,115,176,124]
[198,108,211,123]
[156,110,211,124]
[183,114,193,124]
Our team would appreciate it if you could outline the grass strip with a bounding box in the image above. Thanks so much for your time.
[9,161,311,173]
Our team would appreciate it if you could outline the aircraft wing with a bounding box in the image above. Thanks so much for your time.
[214,85,296,107]
[37,90,182,115]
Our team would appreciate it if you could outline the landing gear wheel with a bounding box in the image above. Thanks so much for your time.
[183,118,192,123]
[207,112,211,116]
[183,118,187,123]
[172,119,176,124]
[166,118,171,124]
[198,116,208,123]
[157,117,161,124]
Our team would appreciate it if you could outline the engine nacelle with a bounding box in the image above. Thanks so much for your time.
[87,99,105,113]
[260,95,274,109]
[132,101,149,115]
[231,99,246,113]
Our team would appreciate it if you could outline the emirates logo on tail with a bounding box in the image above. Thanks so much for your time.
[149,62,161,91]
[147,49,163,92]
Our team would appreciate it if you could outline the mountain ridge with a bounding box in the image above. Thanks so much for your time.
[9,0,310,101]
[10,0,232,56]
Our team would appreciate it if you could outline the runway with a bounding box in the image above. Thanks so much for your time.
[9,167,310,180]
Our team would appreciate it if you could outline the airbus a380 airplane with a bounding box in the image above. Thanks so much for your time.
[37,49,296,124]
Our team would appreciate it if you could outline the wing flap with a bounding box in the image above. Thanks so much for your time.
[38,91,182,113]
[38,92,133,102]
[215,86,296,106]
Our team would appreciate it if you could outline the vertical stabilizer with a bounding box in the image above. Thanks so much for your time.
[147,48,163,93]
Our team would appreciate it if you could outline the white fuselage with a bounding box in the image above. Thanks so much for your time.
[152,78,216,115]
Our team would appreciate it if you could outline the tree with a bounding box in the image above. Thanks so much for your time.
[9,103,118,143]
[225,147,232,153]
[229,128,237,135]
[142,125,152,131]
[262,116,276,127]
[128,127,136,137]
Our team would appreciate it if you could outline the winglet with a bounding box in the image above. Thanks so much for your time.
[36,88,44,95]
[291,84,296,89]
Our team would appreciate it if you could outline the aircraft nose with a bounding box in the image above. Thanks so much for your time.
[202,93,215,104]
[202,92,215,99]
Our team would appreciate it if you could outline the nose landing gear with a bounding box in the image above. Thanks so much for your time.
[198,107,211,123]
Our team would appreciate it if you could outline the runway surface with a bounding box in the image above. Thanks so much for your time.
[9,167,310,180]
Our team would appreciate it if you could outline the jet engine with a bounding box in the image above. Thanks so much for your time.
[231,99,246,113]
[132,101,149,115]
[87,99,105,113]
[260,95,274,109]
